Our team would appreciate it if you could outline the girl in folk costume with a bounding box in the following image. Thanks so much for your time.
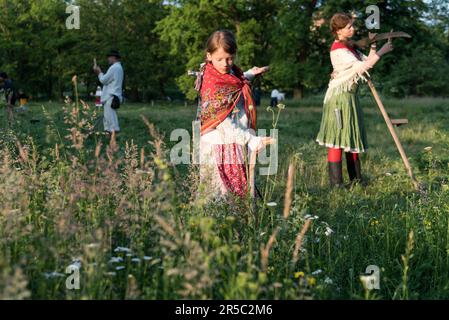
[196,30,274,202]
[316,13,394,187]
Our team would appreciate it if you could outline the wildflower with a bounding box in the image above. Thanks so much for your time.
[324,277,333,284]
[424,219,432,230]
[85,243,100,249]
[109,257,123,264]
[114,246,132,253]
[266,106,272,112]
[267,202,277,207]
[143,256,153,261]
[360,275,375,290]
[131,258,141,263]
[306,276,317,286]
[325,226,334,237]
[136,169,152,174]
[312,269,322,276]
[294,271,305,279]
[424,146,432,152]
[68,260,81,270]
[43,272,65,279]
[116,266,126,271]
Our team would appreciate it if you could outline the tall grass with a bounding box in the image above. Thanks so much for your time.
[0,93,448,299]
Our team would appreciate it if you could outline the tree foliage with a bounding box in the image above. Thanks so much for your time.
[0,0,447,101]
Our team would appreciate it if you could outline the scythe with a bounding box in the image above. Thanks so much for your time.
[359,31,423,192]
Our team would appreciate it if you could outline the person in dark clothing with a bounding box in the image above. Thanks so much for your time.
[253,86,261,107]
[270,89,279,108]
[17,89,29,112]
[0,72,17,125]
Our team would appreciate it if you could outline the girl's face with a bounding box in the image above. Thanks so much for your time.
[207,47,235,74]
[337,21,355,40]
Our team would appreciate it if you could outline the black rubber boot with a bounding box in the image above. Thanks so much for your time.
[328,161,343,188]
[346,156,363,185]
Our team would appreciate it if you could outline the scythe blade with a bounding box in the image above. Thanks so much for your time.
[354,31,412,49]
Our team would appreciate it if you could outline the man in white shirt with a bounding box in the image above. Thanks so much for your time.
[270,89,279,108]
[93,50,124,134]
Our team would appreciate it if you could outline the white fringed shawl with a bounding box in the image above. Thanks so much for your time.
[323,47,371,104]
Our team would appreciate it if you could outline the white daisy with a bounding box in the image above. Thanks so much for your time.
[312,269,323,275]
[324,277,333,284]
[68,260,82,270]
[43,272,65,279]
[325,226,334,237]
[114,246,132,253]
[109,257,123,264]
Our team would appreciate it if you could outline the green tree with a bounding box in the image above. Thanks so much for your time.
[71,0,175,101]
[156,0,278,100]
[266,0,330,99]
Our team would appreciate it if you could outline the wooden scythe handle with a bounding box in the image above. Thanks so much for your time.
[367,80,421,191]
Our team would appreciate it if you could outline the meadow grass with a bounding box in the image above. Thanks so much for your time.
[0,93,448,299]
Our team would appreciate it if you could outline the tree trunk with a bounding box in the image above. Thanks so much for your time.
[293,86,303,99]
[128,86,140,102]
[158,79,167,98]
[48,60,53,100]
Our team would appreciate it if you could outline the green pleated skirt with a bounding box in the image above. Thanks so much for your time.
[316,85,368,153]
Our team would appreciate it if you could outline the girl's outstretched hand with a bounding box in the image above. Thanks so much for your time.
[253,136,276,154]
[377,39,394,57]
[250,66,270,76]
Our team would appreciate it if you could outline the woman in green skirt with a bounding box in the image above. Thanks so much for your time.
[316,13,394,187]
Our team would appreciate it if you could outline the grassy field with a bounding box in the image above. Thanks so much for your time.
[0,91,448,299]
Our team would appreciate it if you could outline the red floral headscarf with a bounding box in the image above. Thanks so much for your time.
[198,62,256,135]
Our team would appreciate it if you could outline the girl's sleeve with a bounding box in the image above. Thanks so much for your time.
[243,69,255,81]
[355,49,380,74]
[216,116,263,151]
[331,49,379,78]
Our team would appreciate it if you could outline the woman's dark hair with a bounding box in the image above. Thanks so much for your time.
[205,30,237,55]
